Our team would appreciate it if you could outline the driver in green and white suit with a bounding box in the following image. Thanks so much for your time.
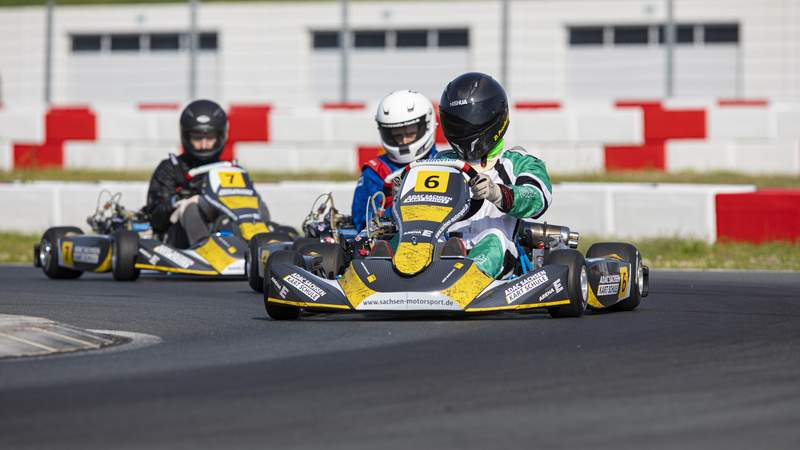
[437,72,552,279]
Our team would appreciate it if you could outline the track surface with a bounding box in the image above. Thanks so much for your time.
[1,266,799,449]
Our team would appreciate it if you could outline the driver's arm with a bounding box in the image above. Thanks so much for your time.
[505,150,553,220]
[145,160,179,233]
[351,169,385,231]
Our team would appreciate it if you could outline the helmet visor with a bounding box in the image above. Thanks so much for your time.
[378,116,427,147]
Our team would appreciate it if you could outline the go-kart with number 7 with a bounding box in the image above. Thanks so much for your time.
[34,161,297,281]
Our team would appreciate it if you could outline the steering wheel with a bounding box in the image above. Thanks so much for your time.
[382,159,480,187]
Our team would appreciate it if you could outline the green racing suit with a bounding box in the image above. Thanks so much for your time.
[438,146,553,278]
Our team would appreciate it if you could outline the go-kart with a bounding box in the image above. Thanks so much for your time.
[262,159,649,320]
[34,161,296,282]
[247,191,358,293]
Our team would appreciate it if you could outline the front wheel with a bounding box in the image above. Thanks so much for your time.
[112,230,140,281]
[586,242,644,311]
[247,232,294,293]
[264,250,305,320]
[545,249,588,318]
[39,227,84,279]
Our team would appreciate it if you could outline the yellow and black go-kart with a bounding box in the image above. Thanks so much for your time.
[261,159,649,320]
[33,161,297,285]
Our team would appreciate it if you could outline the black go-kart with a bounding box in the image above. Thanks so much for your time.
[34,161,297,282]
[260,159,649,320]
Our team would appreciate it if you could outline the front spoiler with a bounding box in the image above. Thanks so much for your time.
[266,260,573,314]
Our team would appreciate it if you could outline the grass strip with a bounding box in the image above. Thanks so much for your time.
[578,236,800,271]
[5,230,799,270]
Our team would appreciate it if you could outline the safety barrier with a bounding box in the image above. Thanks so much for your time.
[1,100,798,174]
[2,181,783,243]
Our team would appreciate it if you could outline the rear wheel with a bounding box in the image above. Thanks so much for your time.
[586,242,643,311]
[545,249,588,318]
[247,232,294,292]
[264,250,305,320]
[39,227,84,279]
[112,230,140,281]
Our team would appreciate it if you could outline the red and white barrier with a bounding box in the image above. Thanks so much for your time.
[0,100,798,175]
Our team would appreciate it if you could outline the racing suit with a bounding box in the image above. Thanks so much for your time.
[145,153,228,248]
[439,147,552,279]
[351,147,438,231]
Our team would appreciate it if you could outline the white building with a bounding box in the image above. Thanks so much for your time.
[1,0,799,106]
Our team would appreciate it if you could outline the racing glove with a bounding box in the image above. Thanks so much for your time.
[169,195,201,224]
[470,174,514,212]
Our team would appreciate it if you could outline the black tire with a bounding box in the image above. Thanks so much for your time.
[297,242,346,279]
[268,223,299,239]
[112,230,140,281]
[264,250,304,320]
[39,226,84,279]
[586,242,643,311]
[247,232,293,292]
[291,237,320,251]
[545,249,588,318]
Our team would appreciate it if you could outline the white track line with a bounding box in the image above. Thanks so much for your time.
[0,331,58,352]
[33,327,106,348]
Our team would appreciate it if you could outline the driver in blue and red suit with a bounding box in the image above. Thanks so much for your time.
[351,90,439,231]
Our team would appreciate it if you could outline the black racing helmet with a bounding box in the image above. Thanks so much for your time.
[179,99,228,163]
[439,72,509,162]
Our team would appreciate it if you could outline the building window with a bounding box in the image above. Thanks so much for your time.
[396,29,428,48]
[110,34,140,51]
[704,23,739,44]
[569,22,738,47]
[354,30,386,48]
[569,26,604,46]
[150,33,180,51]
[311,28,469,51]
[613,26,649,45]
[71,34,102,52]
[312,31,339,49]
[199,32,218,50]
[438,29,469,47]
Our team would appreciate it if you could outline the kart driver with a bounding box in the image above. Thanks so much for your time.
[145,99,259,248]
[437,72,553,279]
[351,90,439,231]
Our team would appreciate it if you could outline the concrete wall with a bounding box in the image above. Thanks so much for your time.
[0,0,798,105]
[0,180,755,242]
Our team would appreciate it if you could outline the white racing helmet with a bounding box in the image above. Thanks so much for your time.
[375,90,437,165]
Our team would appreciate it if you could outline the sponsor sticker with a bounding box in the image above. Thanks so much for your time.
[270,276,289,299]
[154,245,194,269]
[283,273,326,301]
[600,274,621,284]
[219,188,254,197]
[505,271,549,304]
[404,194,453,205]
[73,245,100,264]
[597,283,619,296]
[537,279,565,302]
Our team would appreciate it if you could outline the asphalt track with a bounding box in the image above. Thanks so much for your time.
[1,266,799,449]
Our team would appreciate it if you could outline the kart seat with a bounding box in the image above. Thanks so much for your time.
[440,236,467,258]
[369,240,394,258]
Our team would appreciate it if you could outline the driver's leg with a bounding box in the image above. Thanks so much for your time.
[467,229,516,279]
[179,203,209,246]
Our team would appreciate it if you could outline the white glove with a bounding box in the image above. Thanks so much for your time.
[470,174,503,207]
[169,195,200,224]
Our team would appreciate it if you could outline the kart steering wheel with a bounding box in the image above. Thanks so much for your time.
[381,159,479,187]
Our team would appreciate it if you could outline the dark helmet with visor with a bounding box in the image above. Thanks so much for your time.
[179,99,228,163]
[439,72,509,162]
